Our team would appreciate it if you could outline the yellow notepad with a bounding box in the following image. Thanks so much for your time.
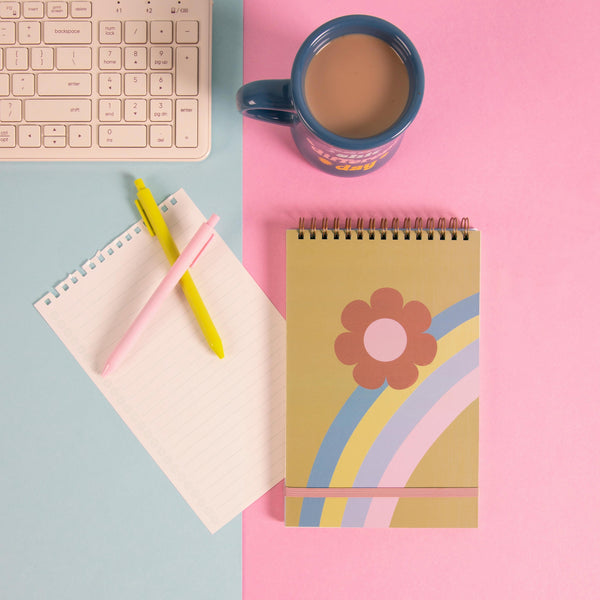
[285,217,480,527]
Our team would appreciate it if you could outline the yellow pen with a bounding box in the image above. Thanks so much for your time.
[134,178,224,359]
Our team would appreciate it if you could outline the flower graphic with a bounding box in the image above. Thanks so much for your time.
[334,288,437,390]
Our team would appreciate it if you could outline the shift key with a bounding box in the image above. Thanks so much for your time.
[25,99,91,122]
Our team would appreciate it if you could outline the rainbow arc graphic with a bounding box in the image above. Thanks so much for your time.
[291,293,479,527]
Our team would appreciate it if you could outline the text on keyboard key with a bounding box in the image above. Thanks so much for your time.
[25,98,91,121]
[99,21,121,44]
[37,72,91,95]
[150,124,171,147]
[0,125,16,147]
[0,2,20,18]
[0,98,22,121]
[18,21,41,44]
[176,21,199,44]
[18,124,41,147]
[99,124,146,147]
[69,124,92,147]
[175,47,198,96]
[56,46,92,70]
[175,99,197,147]
[47,2,68,18]
[70,2,92,18]
[31,47,54,70]
[43,20,91,44]
[22,2,44,19]
[0,22,16,44]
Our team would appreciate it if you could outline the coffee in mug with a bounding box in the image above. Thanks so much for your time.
[304,33,410,139]
[236,15,424,177]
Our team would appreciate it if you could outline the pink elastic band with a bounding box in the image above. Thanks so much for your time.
[285,487,478,498]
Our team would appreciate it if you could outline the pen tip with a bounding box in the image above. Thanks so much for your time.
[102,362,112,377]
[213,343,225,359]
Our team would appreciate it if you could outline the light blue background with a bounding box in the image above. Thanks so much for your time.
[0,1,243,598]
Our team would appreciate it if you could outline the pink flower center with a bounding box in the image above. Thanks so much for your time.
[363,318,408,362]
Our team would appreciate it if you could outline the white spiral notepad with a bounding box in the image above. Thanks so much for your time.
[34,189,285,533]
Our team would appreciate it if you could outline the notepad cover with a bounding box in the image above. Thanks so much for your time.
[285,223,480,527]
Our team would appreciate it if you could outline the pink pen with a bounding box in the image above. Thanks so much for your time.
[102,214,219,376]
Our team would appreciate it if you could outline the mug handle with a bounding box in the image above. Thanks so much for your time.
[236,79,296,125]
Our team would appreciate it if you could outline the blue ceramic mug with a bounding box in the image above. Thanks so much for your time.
[236,15,424,177]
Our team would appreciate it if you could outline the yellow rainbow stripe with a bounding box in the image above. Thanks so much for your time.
[321,316,479,525]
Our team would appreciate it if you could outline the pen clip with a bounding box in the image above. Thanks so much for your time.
[135,199,156,237]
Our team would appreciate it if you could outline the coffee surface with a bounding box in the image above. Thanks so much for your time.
[303,34,410,139]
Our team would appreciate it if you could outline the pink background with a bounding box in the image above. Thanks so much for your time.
[241,1,600,598]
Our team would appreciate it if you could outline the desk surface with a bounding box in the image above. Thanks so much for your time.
[0,1,243,598]
[240,1,599,599]
[2,1,600,599]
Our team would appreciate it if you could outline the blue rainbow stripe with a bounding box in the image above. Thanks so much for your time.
[297,293,480,527]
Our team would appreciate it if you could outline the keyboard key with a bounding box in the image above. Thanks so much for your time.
[18,21,41,44]
[175,99,197,147]
[99,21,121,44]
[23,2,44,19]
[45,135,67,147]
[12,73,35,96]
[124,98,146,121]
[0,99,22,121]
[30,47,54,70]
[38,73,91,95]
[124,20,146,44]
[150,21,172,44]
[150,46,172,70]
[69,124,91,147]
[25,98,91,121]
[70,2,92,18]
[124,72,146,96]
[5,48,28,70]
[99,124,147,147]
[0,125,16,147]
[150,98,172,121]
[98,99,121,122]
[0,22,16,44]
[47,2,68,18]
[150,73,172,95]
[98,46,121,70]
[18,124,41,147]
[44,124,66,136]
[176,47,199,96]
[124,47,146,70]
[0,2,20,19]
[150,124,171,147]
[56,47,92,70]
[99,72,121,96]
[43,20,92,44]
[176,21,199,44]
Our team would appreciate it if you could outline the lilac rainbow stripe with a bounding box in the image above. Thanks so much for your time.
[363,369,479,527]
[342,341,479,527]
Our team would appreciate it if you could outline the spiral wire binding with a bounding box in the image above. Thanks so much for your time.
[297,217,470,240]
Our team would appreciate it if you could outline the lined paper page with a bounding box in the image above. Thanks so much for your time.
[34,189,285,533]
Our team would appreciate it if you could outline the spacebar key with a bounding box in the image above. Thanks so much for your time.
[99,125,147,147]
